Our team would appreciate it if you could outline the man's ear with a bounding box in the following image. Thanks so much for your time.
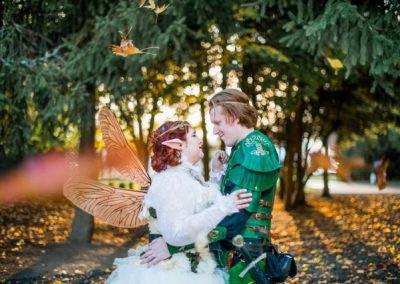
[162,138,185,150]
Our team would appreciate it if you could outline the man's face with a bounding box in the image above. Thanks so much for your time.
[210,106,240,147]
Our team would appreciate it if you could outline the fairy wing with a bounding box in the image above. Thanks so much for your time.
[64,176,147,228]
[99,107,151,187]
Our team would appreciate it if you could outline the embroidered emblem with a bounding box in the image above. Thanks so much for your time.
[245,135,269,156]
[251,143,267,156]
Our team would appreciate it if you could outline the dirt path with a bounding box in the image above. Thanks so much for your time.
[6,227,147,283]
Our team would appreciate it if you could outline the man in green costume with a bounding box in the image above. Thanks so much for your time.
[143,89,281,283]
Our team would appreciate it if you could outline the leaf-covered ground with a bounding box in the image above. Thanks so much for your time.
[273,194,400,283]
[1,194,399,283]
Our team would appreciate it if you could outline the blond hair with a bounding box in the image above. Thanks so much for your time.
[209,89,258,128]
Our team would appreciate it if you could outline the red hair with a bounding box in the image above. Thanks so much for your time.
[150,121,191,172]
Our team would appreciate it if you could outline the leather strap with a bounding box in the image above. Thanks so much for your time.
[250,213,272,220]
[259,200,273,208]
[245,226,273,238]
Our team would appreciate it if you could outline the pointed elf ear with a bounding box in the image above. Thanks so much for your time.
[162,138,185,150]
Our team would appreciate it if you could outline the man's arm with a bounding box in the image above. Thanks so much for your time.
[212,179,251,239]
[217,210,251,239]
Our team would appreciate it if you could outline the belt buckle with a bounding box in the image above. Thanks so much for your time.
[255,213,263,220]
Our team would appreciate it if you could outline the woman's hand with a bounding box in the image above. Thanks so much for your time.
[211,150,228,173]
[140,237,171,265]
[229,189,252,210]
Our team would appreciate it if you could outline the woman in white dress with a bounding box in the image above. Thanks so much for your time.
[106,121,251,284]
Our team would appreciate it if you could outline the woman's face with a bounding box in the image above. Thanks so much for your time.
[182,128,204,164]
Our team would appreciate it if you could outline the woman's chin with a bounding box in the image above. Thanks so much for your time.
[193,156,203,164]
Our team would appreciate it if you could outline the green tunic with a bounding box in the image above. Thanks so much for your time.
[220,130,281,284]
[206,130,281,244]
[221,129,281,242]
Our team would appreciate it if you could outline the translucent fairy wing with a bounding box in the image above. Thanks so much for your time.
[64,177,147,228]
[99,107,151,187]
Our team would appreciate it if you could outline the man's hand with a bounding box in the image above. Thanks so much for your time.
[140,237,171,265]
[211,150,228,173]
[229,189,252,210]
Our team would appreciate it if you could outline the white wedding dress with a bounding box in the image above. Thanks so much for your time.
[106,162,235,284]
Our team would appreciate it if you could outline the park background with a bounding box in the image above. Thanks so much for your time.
[1,0,400,283]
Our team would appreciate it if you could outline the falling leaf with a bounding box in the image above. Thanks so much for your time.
[327,57,344,70]
[139,0,147,7]
[154,3,169,15]
[111,32,159,57]
[144,0,169,22]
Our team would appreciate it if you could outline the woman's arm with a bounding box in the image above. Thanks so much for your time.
[151,173,248,246]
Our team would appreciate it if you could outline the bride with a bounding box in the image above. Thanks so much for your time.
[106,120,252,284]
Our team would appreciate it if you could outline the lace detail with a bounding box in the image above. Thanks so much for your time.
[170,161,206,185]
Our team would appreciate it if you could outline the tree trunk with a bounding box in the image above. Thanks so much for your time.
[147,97,159,145]
[221,66,228,90]
[282,97,307,210]
[136,97,144,143]
[278,173,285,200]
[69,83,96,242]
[200,99,210,180]
[242,60,257,107]
[293,98,307,207]
[322,141,331,198]
[283,143,295,210]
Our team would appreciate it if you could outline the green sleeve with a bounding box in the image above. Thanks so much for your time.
[228,165,279,212]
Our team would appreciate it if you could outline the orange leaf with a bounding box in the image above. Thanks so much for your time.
[111,44,143,57]
[154,3,169,14]
[111,33,145,57]
[139,0,147,7]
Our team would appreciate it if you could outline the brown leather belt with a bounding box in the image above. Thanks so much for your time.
[251,213,272,220]
[259,200,273,208]
[246,226,273,237]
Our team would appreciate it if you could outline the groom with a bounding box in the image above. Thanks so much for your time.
[143,89,281,283]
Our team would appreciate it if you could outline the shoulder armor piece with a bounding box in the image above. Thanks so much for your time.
[229,130,281,173]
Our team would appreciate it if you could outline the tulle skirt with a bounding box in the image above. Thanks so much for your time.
[106,245,226,284]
